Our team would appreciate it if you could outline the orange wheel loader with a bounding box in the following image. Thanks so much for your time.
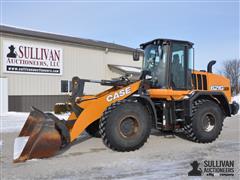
[13,39,239,163]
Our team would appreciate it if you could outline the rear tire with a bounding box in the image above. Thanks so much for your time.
[99,100,151,151]
[184,99,224,143]
[86,120,101,138]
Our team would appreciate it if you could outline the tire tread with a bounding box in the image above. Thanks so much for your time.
[183,99,223,143]
[99,99,150,151]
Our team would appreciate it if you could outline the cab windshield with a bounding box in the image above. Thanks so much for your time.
[143,44,168,88]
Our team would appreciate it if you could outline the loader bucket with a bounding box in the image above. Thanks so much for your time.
[13,107,69,163]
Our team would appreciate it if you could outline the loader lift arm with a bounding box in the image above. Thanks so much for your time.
[67,78,142,142]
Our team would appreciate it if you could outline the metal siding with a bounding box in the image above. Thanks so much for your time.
[0,36,3,76]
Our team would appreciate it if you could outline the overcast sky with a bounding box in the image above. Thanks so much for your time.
[1,1,239,71]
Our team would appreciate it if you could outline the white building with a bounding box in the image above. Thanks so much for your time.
[0,25,142,112]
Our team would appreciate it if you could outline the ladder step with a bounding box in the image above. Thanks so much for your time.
[176,119,185,122]
[175,109,184,112]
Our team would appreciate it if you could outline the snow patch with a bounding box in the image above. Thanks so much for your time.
[1,112,29,133]
[13,136,29,160]
[54,112,71,120]
[232,94,240,104]
[1,111,70,133]
[232,94,240,114]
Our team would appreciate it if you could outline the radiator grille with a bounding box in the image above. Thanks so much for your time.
[192,73,208,90]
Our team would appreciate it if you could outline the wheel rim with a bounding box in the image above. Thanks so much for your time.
[119,116,140,138]
[201,113,216,132]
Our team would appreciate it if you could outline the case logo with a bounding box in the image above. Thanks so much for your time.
[106,87,131,102]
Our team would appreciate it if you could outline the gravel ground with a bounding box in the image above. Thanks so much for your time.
[0,114,239,179]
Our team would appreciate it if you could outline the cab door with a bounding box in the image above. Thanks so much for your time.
[170,42,193,90]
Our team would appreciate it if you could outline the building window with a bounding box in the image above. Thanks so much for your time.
[61,80,72,93]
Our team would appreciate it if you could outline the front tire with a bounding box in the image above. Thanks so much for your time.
[99,100,151,151]
[85,120,101,138]
[184,99,224,143]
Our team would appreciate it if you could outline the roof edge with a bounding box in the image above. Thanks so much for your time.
[0,25,138,53]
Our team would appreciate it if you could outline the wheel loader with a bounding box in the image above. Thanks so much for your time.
[13,38,239,163]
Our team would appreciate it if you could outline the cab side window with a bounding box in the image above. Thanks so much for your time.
[171,43,186,89]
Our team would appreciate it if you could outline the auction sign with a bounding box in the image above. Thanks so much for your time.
[2,41,63,75]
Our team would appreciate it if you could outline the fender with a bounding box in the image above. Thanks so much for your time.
[131,94,158,127]
[184,91,231,117]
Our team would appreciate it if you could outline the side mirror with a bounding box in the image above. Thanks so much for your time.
[140,70,152,80]
[133,49,140,61]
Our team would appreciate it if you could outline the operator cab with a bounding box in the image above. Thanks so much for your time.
[139,39,194,90]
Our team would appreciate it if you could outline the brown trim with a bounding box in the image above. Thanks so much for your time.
[9,95,68,112]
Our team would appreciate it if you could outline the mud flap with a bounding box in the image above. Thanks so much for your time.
[13,107,69,163]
